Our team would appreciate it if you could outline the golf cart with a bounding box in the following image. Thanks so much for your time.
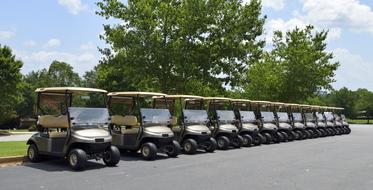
[250,101,281,144]
[315,106,334,136]
[107,92,180,160]
[231,99,265,146]
[153,95,217,154]
[27,87,120,170]
[204,97,243,150]
[325,107,344,135]
[301,104,323,138]
[287,103,312,139]
[332,107,351,134]
[322,106,340,136]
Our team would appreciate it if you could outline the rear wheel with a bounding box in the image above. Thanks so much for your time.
[242,134,253,147]
[204,138,217,152]
[166,140,181,158]
[68,149,87,170]
[141,142,157,160]
[27,144,41,162]
[182,139,198,154]
[217,136,230,150]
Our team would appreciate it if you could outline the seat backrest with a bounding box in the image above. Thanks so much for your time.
[112,115,138,126]
[38,115,69,128]
[171,116,178,126]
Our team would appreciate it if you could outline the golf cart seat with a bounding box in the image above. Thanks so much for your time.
[38,115,69,128]
[111,115,140,134]
[49,131,67,138]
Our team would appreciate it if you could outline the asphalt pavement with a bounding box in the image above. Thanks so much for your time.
[0,125,372,190]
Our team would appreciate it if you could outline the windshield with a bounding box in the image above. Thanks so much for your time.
[240,111,256,123]
[277,112,290,122]
[261,111,275,123]
[305,113,315,121]
[324,112,334,121]
[316,112,325,121]
[292,113,303,122]
[140,108,171,126]
[69,107,110,128]
[183,109,208,124]
[216,110,235,123]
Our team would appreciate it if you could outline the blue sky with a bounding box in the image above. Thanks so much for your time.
[1,0,373,91]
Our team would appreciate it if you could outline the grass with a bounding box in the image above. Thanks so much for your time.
[0,141,27,157]
[4,129,30,133]
[347,119,373,124]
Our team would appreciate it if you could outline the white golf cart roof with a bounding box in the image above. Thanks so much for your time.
[107,91,166,97]
[285,103,300,108]
[35,87,107,93]
[164,95,204,100]
[249,100,271,105]
[230,99,251,103]
[203,97,231,102]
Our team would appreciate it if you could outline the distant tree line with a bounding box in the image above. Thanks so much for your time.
[0,0,366,126]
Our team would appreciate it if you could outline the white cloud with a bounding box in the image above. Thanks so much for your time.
[17,50,98,75]
[332,48,373,90]
[262,0,285,11]
[58,0,87,15]
[80,42,96,51]
[0,30,15,40]
[23,40,37,47]
[44,38,61,48]
[299,0,373,34]
[265,18,341,43]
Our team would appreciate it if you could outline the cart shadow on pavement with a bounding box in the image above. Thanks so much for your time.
[23,158,106,172]
[119,151,170,161]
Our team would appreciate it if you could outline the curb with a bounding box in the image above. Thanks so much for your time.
[0,156,27,164]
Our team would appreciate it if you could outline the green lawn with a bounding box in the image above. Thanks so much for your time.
[347,119,373,124]
[4,129,30,133]
[0,141,27,157]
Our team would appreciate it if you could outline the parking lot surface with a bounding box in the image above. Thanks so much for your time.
[0,125,372,190]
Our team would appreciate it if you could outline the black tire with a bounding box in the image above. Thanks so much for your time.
[103,146,120,167]
[280,131,288,142]
[182,139,198,154]
[68,149,87,170]
[263,133,272,144]
[258,133,266,145]
[346,127,351,134]
[205,138,217,152]
[272,132,281,143]
[287,131,294,141]
[232,135,244,148]
[166,140,181,158]
[141,142,158,160]
[305,130,312,139]
[27,144,41,162]
[242,134,253,147]
[295,130,304,140]
[290,131,298,141]
[316,129,323,137]
[252,134,261,146]
[217,136,230,150]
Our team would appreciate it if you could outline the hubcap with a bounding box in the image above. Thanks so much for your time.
[218,139,225,147]
[142,146,150,157]
[104,151,111,162]
[184,142,191,152]
[28,148,34,159]
[69,153,78,166]
[243,137,248,144]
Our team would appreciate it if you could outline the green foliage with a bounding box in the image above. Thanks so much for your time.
[96,0,265,94]
[245,26,339,102]
[0,45,24,123]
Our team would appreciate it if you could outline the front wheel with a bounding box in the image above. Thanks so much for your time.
[263,133,272,144]
[217,136,230,150]
[103,146,120,167]
[280,131,288,142]
[232,135,243,148]
[141,142,158,160]
[242,134,253,147]
[68,149,87,170]
[27,144,41,162]
[182,139,198,154]
[166,140,181,158]
[204,138,217,153]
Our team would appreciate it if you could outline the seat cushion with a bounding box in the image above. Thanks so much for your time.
[39,115,68,128]
[121,127,140,134]
[112,115,138,126]
[49,131,67,138]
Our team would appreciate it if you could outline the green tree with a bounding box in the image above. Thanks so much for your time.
[0,45,24,123]
[245,26,339,102]
[96,0,265,94]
